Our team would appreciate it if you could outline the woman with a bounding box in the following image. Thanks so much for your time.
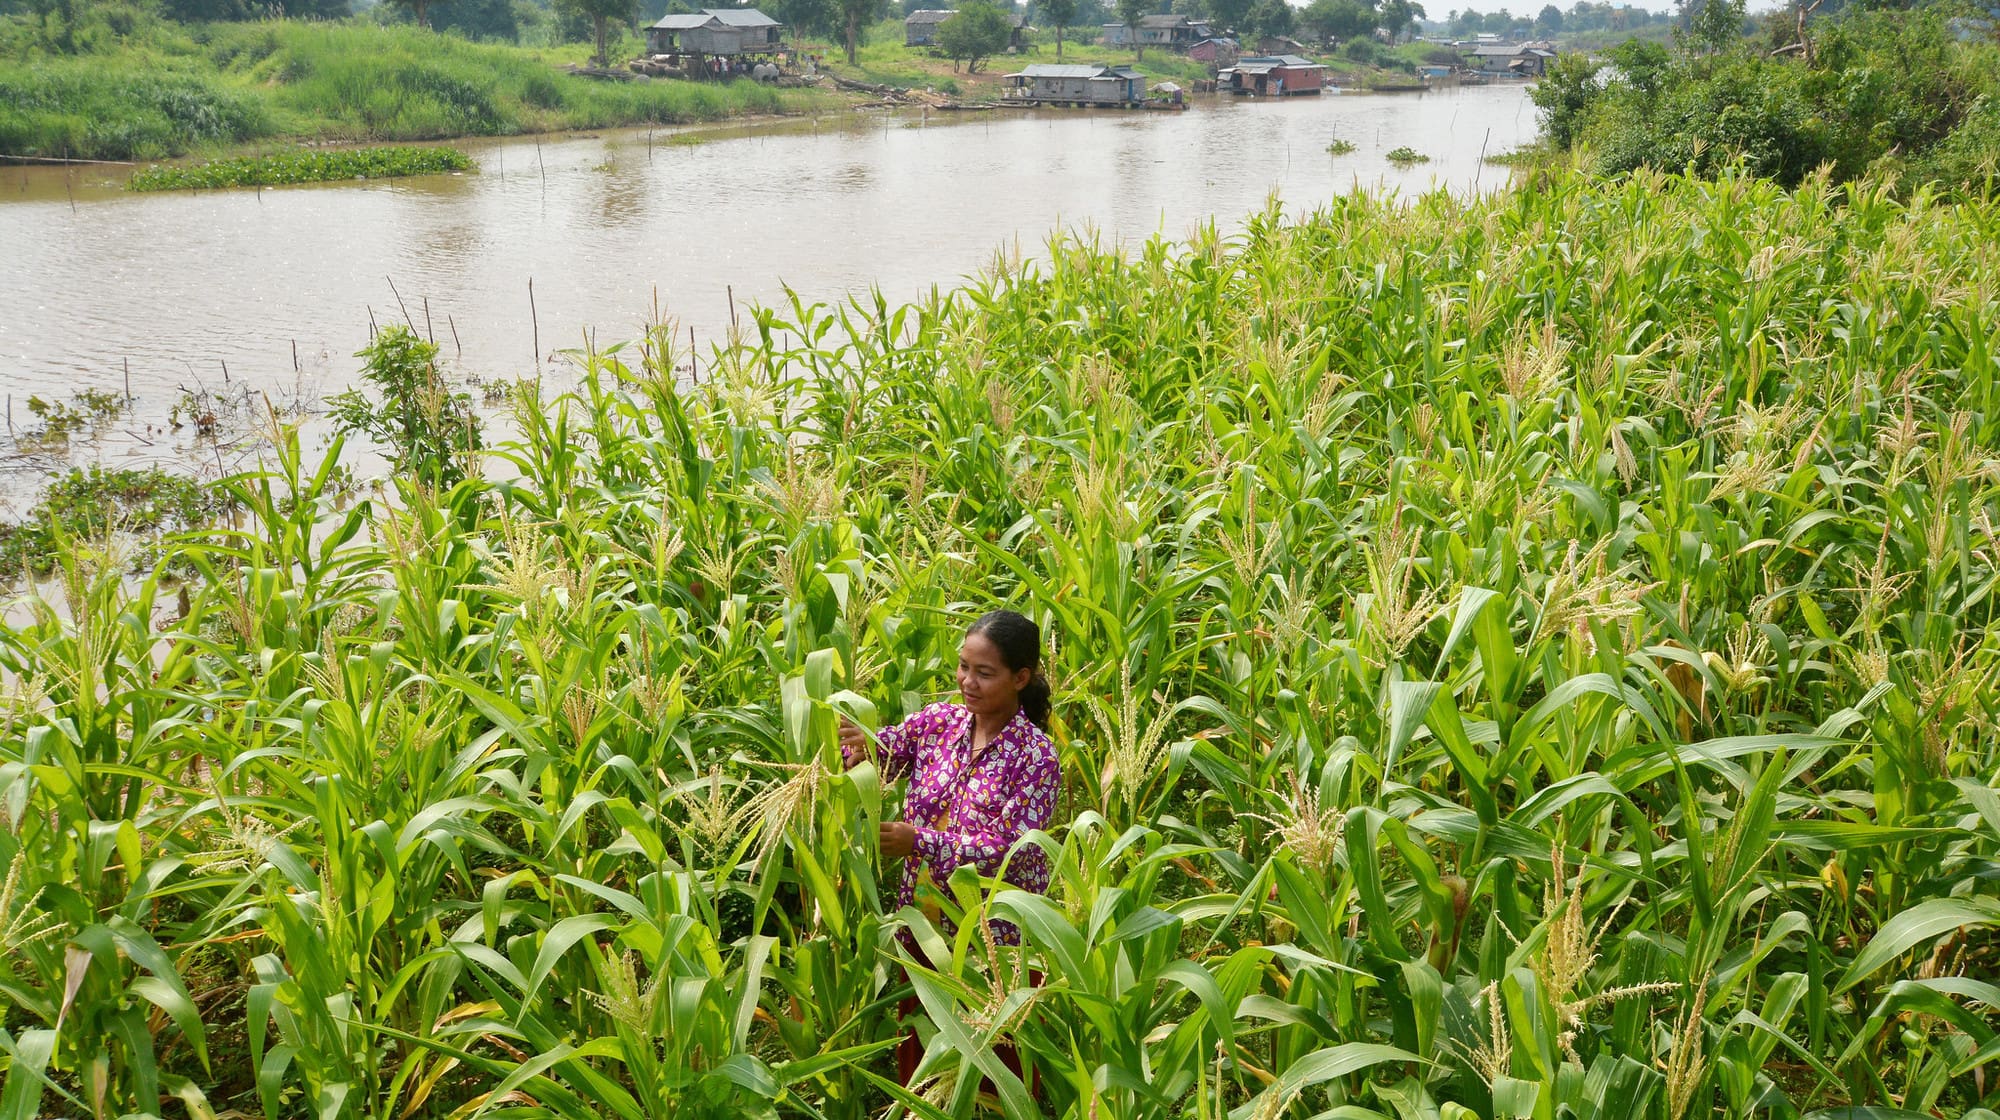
[839,608,1059,1085]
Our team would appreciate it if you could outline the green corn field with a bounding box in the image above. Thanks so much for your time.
[4,165,2000,1119]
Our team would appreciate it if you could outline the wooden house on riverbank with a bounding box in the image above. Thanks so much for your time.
[1102,14,1214,49]
[1186,36,1239,64]
[1003,62,1147,105]
[1463,41,1555,76]
[906,8,1027,48]
[1218,54,1326,96]
[647,9,784,57]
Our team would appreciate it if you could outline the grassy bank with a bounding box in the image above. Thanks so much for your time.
[0,17,839,160]
[7,167,2000,1117]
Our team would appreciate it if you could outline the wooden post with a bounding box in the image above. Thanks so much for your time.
[529,277,541,369]
[124,358,133,404]
[388,276,416,331]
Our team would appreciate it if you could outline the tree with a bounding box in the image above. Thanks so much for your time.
[838,0,885,63]
[1302,0,1375,42]
[1379,0,1420,38]
[1534,1,1560,31]
[1527,48,1601,147]
[771,0,839,41]
[387,0,434,28]
[1206,0,1252,33]
[433,0,519,42]
[936,0,1013,69]
[559,0,635,63]
[1115,0,1145,58]
[1040,0,1077,55]
[1681,0,1745,50]
[1247,0,1293,39]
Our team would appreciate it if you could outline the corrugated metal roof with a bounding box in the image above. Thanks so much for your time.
[652,7,778,29]
[1014,63,1108,77]
[709,8,778,26]
[1139,13,1192,26]
[1468,44,1533,55]
[1237,54,1322,68]
[908,8,1024,25]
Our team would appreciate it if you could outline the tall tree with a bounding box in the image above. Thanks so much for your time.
[936,0,1013,69]
[1115,0,1145,58]
[1378,0,1420,39]
[1534,1,1560,30]
[387,0,434,28]
[1205,0,1251,34]
[560,0,635,63]
[838,0,884,63]
[1301,0,1375,42]
[1682,0,1744,50]
[1040,0,1077,56]
[1247,0,1292,39]
[771,0,839,41]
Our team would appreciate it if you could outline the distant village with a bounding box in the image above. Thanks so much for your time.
[626,3,1578,108]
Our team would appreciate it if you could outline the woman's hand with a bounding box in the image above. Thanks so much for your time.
[877,821,916,859]
[838,718,869,768]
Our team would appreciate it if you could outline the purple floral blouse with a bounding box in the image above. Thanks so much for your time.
[876,702,1060,944]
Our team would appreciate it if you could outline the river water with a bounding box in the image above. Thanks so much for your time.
[0,83,1533,496]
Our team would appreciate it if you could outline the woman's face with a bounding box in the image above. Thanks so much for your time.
[957,632,1030,721]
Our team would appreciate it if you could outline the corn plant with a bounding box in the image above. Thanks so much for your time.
[5,167,2000,1118]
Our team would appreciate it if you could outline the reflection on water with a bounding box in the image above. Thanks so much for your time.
[0,84,1534,473]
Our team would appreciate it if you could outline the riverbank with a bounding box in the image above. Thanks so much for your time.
[0,18,842,161]
[824,19,1451,99]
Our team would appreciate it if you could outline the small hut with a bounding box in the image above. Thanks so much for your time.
[1186,36,1239,64]
[1218,54,1326,95]
[1463,42,1555,75]
[647,9,784,57]
[1102,14,1214,49]
[1004,62,1147,104]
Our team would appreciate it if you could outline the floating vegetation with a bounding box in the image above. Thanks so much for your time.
[128,145,473,192]
[1385,145,1430,164]
[14,389,126,445]
[0,465,227,578]
[1326,138,1356,155]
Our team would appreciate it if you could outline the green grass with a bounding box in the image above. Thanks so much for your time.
[126,143,471,189]
[0,17,839,159]
[6,166,2000,1118]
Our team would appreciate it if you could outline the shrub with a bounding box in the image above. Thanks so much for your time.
[328,324,483,489]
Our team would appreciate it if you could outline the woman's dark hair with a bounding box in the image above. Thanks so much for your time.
[967,609,1051,730]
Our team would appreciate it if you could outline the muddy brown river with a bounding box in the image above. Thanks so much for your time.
[0,83,1534,498]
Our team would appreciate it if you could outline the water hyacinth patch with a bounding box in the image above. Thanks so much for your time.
[2,166,2000,1118]
[127,144,473,190]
